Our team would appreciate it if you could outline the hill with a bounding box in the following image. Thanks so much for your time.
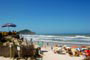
[18,29,36,34]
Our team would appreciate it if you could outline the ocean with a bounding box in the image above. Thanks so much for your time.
[20,34,90,47]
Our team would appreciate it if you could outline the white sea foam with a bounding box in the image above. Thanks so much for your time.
[20,34,90,45]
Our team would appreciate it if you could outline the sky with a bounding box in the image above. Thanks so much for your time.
[0,0,90,34]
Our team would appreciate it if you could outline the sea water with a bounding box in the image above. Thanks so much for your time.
[20,34,90,47]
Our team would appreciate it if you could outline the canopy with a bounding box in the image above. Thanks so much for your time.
[2,23,16,31]
[2,23,16,27]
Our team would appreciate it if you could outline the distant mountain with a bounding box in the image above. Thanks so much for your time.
[18,29,36,34]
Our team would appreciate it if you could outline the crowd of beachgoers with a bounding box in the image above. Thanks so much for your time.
[51,44,90,60]
[0,31,90,60]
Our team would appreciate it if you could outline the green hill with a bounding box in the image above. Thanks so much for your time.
[18,29,36,34]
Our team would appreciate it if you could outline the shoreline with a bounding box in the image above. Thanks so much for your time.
[33,41,90,48]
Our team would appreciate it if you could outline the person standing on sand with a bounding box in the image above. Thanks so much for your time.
[51,46,53,50]
[47,42,49,46]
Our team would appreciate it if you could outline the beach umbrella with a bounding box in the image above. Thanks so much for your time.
[71,45,78,48]
[81,46,86,48]
[2,23,16,31]
[76,48,81,51]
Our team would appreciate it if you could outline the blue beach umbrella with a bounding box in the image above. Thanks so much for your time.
[2,23,16,31]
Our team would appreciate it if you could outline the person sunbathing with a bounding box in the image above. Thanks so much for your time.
[68,48,73,56]
[74,51,80,57]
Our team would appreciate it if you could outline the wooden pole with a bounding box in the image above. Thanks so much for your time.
[17,46,21,58]
[10,43,14,60]
[9,44,12,60]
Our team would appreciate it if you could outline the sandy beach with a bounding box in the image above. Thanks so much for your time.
[43,50,84,60]
[0,50,84,60]
[0,35,87,60]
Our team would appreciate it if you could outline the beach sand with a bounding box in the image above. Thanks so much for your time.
[0,50,84,60]
[0,52,84,60]
[0,57,10,60]
[43,50,84,60]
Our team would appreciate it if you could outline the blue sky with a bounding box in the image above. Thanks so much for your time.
[0,0,90,34]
